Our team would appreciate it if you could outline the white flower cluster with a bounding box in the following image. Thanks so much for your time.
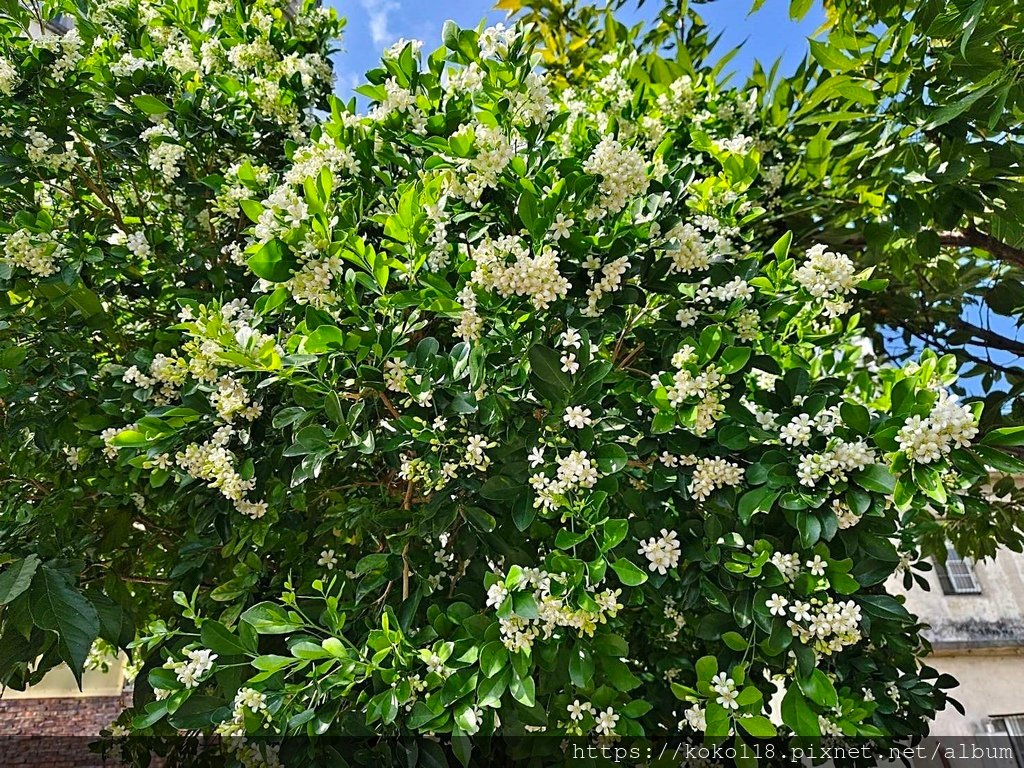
[529,449,601,511]
[785,596,863,655]
[706,672,738,710]
[443,124,515,205]
[794,244,857,316]
[0,56,17,96]
[175,438,265,519]
[897,388,978,463]
[770,551,801,583]
[638,529,681,574]
[582,137,649,216]
[398,429,497,493]
[108,228,151,259]
[214,686,269,740]
[583,254,630,316]
[509,71,553,126]
[795,438,875,487]
[663,222,712,273]
[164,648,217,689]
[140,122,186,183]
[479,23,518,59]
[495,568,622,652]
[688,457,743,500]
[2,229,67,277]
[832,498,863,529]
[458,235,569,339]
[656,349,730,435]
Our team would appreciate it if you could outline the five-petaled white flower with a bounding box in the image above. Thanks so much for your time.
[318,549,337,569]
[807,555,827,576]
[528,446,545,467]
[563,406,593,429]
[595,706,619,735]
[766,593,789,616]
[550,213,574,240]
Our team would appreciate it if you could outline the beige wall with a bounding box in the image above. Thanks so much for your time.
[1,657,124,700]
[893,550,1024,736]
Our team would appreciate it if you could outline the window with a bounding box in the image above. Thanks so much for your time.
[935,544,982,595]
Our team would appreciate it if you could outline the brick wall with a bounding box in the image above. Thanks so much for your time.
[0,694,131,767]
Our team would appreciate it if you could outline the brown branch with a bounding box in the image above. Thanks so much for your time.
[378,391,401,420]
[948,317,1024,357]
[401,479,414,601]
[963,225,1024,270]
[838,227,1024,270]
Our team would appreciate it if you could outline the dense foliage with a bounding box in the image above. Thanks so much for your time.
[511,0,1024,561]
[1,1,1023,767]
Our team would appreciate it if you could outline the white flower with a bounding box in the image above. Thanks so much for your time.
[710,673,734,695]
[560,353,580,374]
[563,406,593,429]
[166,648,218,689]
[559,328,582,349]
[790,600,812,622]
[638,529,681,574]
[528,447,546,467]
[550,213,574,240]
[716,687,739,710]
[766,593,789,616]
[567,699,593,722]
[318,549,337,569]
[594,706,619,736]
[780,414,813,446]
[806,555,827,576]
[486,583,508,608]
[682,704,706,732]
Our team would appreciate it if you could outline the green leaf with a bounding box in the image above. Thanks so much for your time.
[610,558,648,586]
[695,655,718,684]
[29,566,100,686]
[200,621,253,656]
[738,486,779,524]
[0,555,40,605]
[239,199,263,223]
[771,231,792,261]
[601,519,629,551]
[241,602,303,635]
[981,426,1024,448]
[248,240,294,282]
[781,685,820,737]
[527,345,571,400]
[789,0,813,19]
[739,715,777,738]
[718,346,751,375]
[808,40,857,72]
[595,444,628,474]
[568,647,594,687]
[798,669,838,708]
[517,191,540,239]
[133,94,171,114]
[854,465,896,495]
[858,594,911,622]
[840,402,870,435]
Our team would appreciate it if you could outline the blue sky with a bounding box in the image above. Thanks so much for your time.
[325,0,825,97]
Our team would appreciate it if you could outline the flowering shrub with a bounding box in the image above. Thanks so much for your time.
[3,3,1024,767]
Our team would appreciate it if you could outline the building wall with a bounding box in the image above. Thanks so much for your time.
[896,550,1024,737]
[0,659,127,767]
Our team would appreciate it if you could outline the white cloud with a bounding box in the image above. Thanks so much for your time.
[358,0,399,48]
